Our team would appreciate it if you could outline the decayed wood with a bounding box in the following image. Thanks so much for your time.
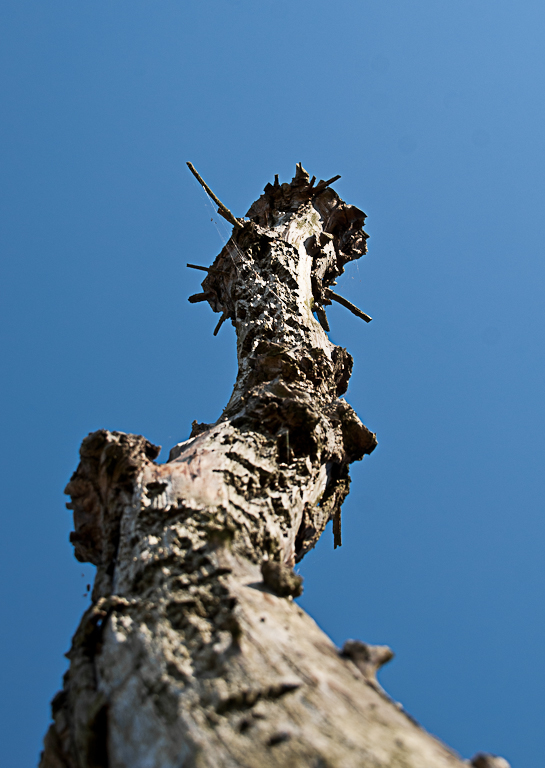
[40,165,507,768]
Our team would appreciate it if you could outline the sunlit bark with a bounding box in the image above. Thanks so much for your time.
[40,166,503,768]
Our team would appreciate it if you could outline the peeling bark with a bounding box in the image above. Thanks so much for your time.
[40,166,507,768]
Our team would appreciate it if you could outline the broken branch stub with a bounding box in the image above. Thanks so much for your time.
[40,166,477,768]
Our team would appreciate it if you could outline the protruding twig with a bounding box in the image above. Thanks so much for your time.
[314,304,330,332]
[213,312,229,336]
[188,291,213,304]
[186,162,243,229]
[333,507,342,548]
[313,175,341,195]
[187,264,230,277]
[324,288,372,323]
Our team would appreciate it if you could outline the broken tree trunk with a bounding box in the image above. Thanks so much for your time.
[40,166,492,768]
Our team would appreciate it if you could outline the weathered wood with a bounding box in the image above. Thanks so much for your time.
[40,166,507,768]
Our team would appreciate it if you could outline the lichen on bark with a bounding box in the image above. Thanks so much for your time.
[40,165,481,768]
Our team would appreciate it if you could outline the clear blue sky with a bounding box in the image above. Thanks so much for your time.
[1,1,544,765]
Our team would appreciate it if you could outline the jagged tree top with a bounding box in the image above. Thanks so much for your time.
[188,162,372,337]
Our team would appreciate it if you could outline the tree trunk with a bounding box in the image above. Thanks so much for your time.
[40,166,501,768]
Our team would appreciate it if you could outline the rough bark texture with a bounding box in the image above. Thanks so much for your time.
[41,166,506,768]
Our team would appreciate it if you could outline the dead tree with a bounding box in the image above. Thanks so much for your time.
[40,165,507,768]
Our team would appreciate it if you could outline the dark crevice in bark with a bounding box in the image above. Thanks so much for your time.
[85,704,109,768]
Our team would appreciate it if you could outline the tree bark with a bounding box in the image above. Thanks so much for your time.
[40,166,501,768]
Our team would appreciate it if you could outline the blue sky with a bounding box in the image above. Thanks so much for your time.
[1,1,544,765]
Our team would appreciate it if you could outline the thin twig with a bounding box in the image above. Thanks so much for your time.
[213,312,229,336]
[186,162,243,229]
[324,288,372,323]
[314,304,330,332]
[333,508,342,549]
[187,263,209,272]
